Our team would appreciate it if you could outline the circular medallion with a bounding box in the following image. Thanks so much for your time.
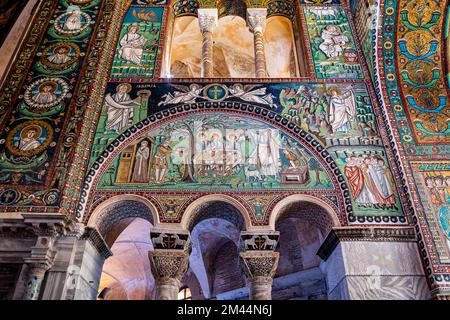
[0,189,20,205]
[24,78,69,112]
[53,10,91,35]
[43,190,60,206]
[41,42,80,68]
[204,84,228,102]
[6,120,54,157]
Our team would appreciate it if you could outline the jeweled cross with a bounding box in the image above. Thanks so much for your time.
[210,85,223,100]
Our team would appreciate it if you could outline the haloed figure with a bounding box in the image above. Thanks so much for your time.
[47,46,71,64]
[32,83,58,105]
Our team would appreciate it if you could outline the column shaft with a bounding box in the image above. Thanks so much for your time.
[22,264,49,300]
[202,30,214,77]
[253,30,267,78]
[249,276,273,300]
[198,9,218,78]
[247,8,268,78]
[154,277,182,300]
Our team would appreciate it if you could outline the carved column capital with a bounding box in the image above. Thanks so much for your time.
[247,8,267,33]
[239,251,279,280]
[239,250,279,300]
[198,8,218,34]
[148,249,189,282]
[26,261,53,277]
[148,249,189,300]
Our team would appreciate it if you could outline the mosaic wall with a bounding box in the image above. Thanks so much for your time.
[0,0,103,208]
[109,5,164,79]
[0,0,407,226]
[303,5,364,79]
[5,0,450,298]
[98,113,334,191]
[374,0,450,291]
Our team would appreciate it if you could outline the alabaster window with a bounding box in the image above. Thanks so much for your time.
[162,1,307,78]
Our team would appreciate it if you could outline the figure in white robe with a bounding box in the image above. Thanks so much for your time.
[319,25,349,59]
[47,47,71,64]
[64,11,83,31]
[32,84,58,105]
[368,157,396,206]
[132,141,150,183]
[118,25,147,66]
[105,84,140,133]
[249,129,280,179]
[328,88,356,134]
[158,84,202,106]
[229,84,275,108]
[17,127,42,151]
[353,157,377,206]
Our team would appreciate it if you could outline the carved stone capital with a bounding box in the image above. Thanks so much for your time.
[198,8,218,34]
[239,251,279,280]
[247,8,267,33]
[22,213,72,238]
[26,261,53,277]
[148,250,189,282]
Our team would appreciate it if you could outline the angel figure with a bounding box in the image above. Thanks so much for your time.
[158,84,203,106]
[229,84,275,108]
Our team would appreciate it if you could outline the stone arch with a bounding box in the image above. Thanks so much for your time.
[78,106,350,225]
[269,194,341,234]
[184,195,248,298]
[87,194,159,240]
[181,194,251,232]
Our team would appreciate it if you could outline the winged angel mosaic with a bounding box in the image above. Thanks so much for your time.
[158,84,276,108]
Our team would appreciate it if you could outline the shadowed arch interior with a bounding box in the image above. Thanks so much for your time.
[187,201,246,232]
[95,200,155,243]
[275,201,335,236]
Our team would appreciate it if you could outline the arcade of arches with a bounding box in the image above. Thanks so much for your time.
[0,0,449,300]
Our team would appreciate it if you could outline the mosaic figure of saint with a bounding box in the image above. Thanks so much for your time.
[32,82,58,105]
[118,24,147,65]
[367,157,396,206]
[131,141,150,183]
[17,125,43,151]
[249,129,281,180]
[64,10,83,31]
[105,83,140,133]
[328,87,356,134]
[47,46,71,65]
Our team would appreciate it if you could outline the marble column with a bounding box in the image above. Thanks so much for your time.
[148,250,189,300]
[22,234,57,300]
[22,262,52,300]
[247,8,268,78]
[240,251,279,300]
[198,8,218,78]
